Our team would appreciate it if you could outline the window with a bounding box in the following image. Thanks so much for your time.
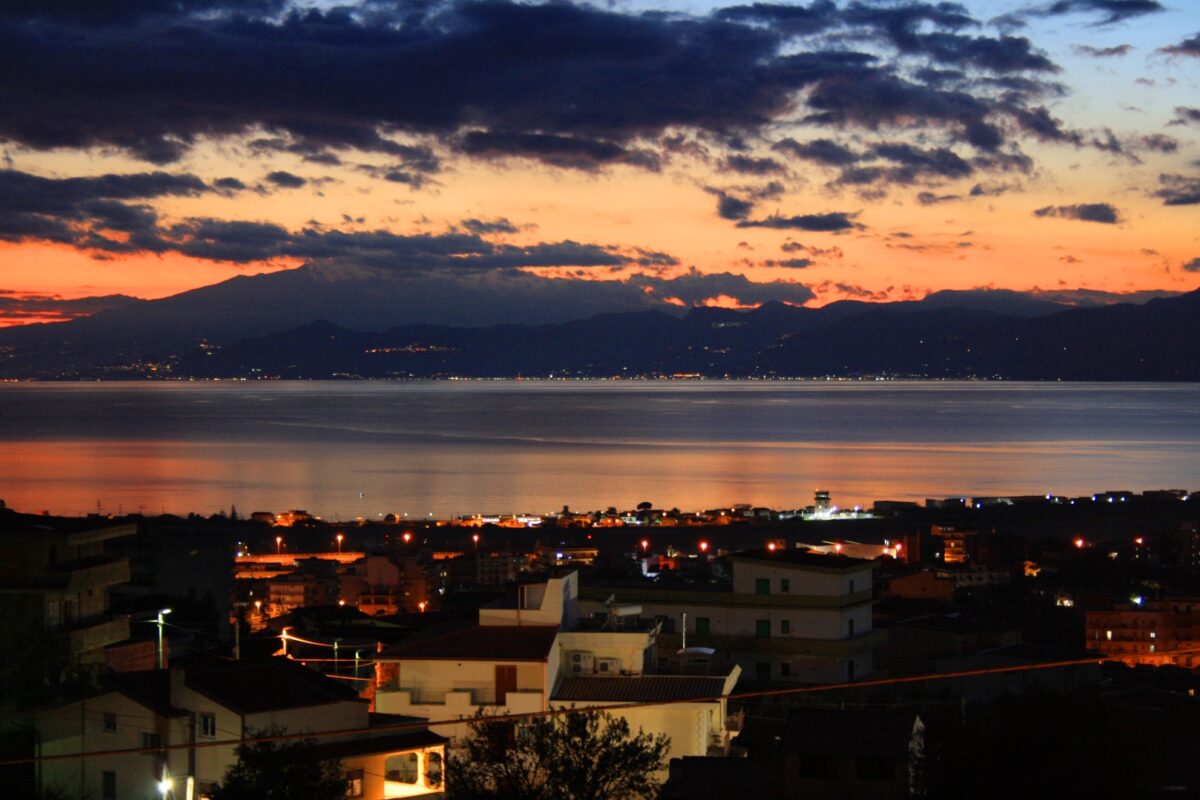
[755,619,771,638]
[848,618,855,637]
[781,619,790,634]
[755,578,770,595]
[780,578,790,593]
[848,659,856,681]
[695,617,711,635]
[426,751,443,788]
[102,712,116,733]
[385,753,419,784]
[780,662,791,677]
[102,771,116,800]
[141,732,161,750]
[755,661,771,681]
[199,713,216,738]
[344,768,364,797]
[849,579,855,593]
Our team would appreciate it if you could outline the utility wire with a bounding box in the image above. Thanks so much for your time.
[1,645,1191,768]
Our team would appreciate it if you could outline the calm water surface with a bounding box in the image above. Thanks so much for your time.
[0,381,1196,518]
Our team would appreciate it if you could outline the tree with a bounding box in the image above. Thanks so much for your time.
[447,709,669,800]
[210,732,347,800]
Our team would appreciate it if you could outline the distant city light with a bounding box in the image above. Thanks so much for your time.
[1074,537,1085,549]
[699,541,709,553]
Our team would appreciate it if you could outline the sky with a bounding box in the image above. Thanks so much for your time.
[1,0,1197,326]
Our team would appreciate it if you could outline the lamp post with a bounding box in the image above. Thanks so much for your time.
[155,608,172,669]
[336,532,344,553]
[333,638,342,676]
[275,535,283,555]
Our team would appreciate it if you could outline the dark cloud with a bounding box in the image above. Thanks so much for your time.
[1032,203,1120,223]
[1072,44,1132,57]
[1136,134,1177,154]
[707,189,756,221]
[0,0,1079,171]
[461,218,519,235]
[722,155,786,176]
[773,137,860,166]
[0,168,218,251]
[1183,258,1200,273]
[458,131,660,171]
[1159,32,1200,57]
[0,169,680,272]
[0,292,142,323]
[629,268,815,306]
[1170,107,1200,126]
[736,212,862,231]
[1029,0,1164,25]
[265,170,306,188]
[762,258,814,268]
[213,177,247,192]
[1154,174,1200,206]
[916,191,960,205]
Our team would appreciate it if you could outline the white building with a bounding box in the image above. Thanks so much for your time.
[373,571,741,773]
[30,658,446,800]
[580,549,882,684]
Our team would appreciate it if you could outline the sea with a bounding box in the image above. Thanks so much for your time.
[0,380,1197,519]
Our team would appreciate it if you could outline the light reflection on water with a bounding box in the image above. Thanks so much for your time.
[0,381,1196,518]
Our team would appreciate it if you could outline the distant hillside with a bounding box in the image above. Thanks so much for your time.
[0,271,1195,379]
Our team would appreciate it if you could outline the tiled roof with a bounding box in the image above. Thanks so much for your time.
[729,548,872,570]
[185,659,364,714]
[107,671,188,718]
[782,709,917,757]
[378,624,559,662]
[552,676,729,703]
[662,757,785,800]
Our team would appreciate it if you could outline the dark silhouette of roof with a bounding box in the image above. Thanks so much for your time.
[184,658,364,714]
[378,624,559,662]
[553,676,729,703]
[106,670,188,718]
[306,730,447,760]
[782,709,918,757]
[729,548,873,570]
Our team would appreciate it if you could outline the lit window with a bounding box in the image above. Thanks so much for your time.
[345,768,364,797]
[385,753,419,784]
[1106,630,1113,641]
[1150,632,1157,639]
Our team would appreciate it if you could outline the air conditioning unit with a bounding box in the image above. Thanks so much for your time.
[596,658,621,675]
[568,651,594,674]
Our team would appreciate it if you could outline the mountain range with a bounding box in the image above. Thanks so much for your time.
[1,267,1197,379]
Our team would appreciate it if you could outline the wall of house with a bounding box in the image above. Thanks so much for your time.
[732,561,873,597]
[345,744,446,799]
[37,692,188,800]
[555,630,653,677]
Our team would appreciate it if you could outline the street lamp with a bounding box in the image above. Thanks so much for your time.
[402,531,412,544]
[333,638,342,676]
[336,532,344,553]
[155,608,172,669]
[280,626,291,657]
[698,541,709,554]
[275,535,283,555]
[641,539,649,553]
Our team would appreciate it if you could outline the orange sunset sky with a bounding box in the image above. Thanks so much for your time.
[1,0,1197,326]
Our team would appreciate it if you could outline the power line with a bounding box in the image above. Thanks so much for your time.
[1,645,1189,768]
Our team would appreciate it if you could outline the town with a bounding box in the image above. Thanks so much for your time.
[2,487,1199,799]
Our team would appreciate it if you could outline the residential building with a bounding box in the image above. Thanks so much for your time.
[373,571,741,774]
[580,549,881,684]
[1086,598,1200,667]
[0,522,136,671]
[30,658,446,800]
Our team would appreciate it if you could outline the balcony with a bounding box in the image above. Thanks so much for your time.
[67,615,130,655]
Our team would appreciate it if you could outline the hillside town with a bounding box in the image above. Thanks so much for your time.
[2,488,1199,798]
